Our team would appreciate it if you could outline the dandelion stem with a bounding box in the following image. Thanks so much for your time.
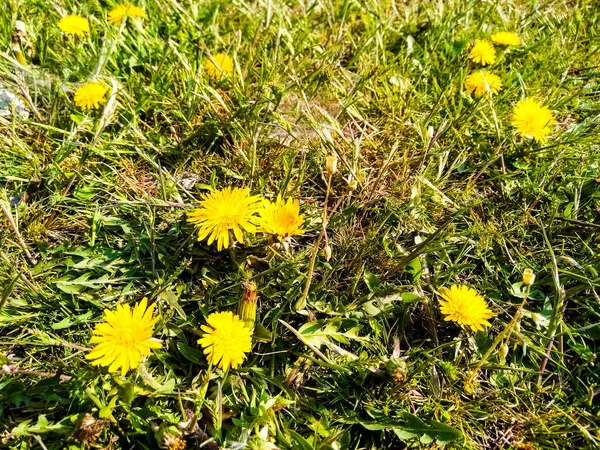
[538,222,566,386]
[228,245,243,270]
[32,435,49,450]
[137,362,163,391]
[466,285,530,387]
[2,366,71,381]
[295,173,332,311]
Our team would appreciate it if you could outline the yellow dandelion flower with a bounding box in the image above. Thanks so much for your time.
[491,32,521,46]
[187,187,263,251]
[86,298,161,376]
[259,196,305,239]
[74,81,109,110]
[465,70,503,97]
[198,311,252,370]
[108,3,148,25]
[204,53,234,79]
[58,15,90,36]
[511,98,555,143]
[468,40,496,66]
[438,285,494,332]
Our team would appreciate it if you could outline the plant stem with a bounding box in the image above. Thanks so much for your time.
[465,285,530,387]
[138,362,163,390]
[538,220,565,386]
[295,173,332,311]
[1,202,36,265]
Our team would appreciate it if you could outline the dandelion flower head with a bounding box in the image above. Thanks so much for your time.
[438,285,494,332]
[198,311,252,370]
[468,40,496,66]
[259,196,305,239]
[491,32,521,46]
[204,53,234,79]
[74,81,109,110]
[86,298,161,375]
[465,70,503,97]
[511,97,555,143]
[58,15,90,36]
[187,187,263,251]
[108,3,148,25]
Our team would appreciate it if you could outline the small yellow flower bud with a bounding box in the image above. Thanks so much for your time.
[237,281,258,331]
[347,178,358,191]
[514,321,521,333]
[325,155,338,176]
[323,244,332,261]
[522,268,536,286]
[498,343,509,363]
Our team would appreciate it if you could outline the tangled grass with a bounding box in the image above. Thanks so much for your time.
[1,0,599,448]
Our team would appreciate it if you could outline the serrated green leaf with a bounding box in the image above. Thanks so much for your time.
[99,406,113,419]
[298,320,366,348]
[154,378,176,395]
[11,414,66,436]
[400,292,423,303]
[405,257,422,282]
[160,289,186,319]
[352,412,461,445]
[177,341,203,364]
[363,269,381,292]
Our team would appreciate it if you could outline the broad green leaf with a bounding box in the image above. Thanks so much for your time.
[56,273,92,294]
[401,292,423,303]
[160,289,186,319]
[572,323,600,339]
[363,269,381,292]
[353,412,461,446]
[11,415,66,436]
[362,292,421,316]
[56,274,134,293]
[298,320,366,348]
[394,412,462,445]
[509,282,528,298]
[52,311,92,330]
[51,317,73,330]
[73,185,97,200]
[154,379,176,395]
[177,341,203,364]
[253,322,273,342]
[288,431,314,450]
[405,257,422,282]
[99,406,113,419]
[119,381,137,404]
[69,113,85,124]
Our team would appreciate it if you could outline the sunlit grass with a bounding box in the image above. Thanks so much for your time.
[0,0,599,448]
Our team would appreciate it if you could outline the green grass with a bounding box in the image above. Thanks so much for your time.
[1,0,600,448]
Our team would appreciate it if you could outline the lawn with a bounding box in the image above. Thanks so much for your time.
[1,0,599,449]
